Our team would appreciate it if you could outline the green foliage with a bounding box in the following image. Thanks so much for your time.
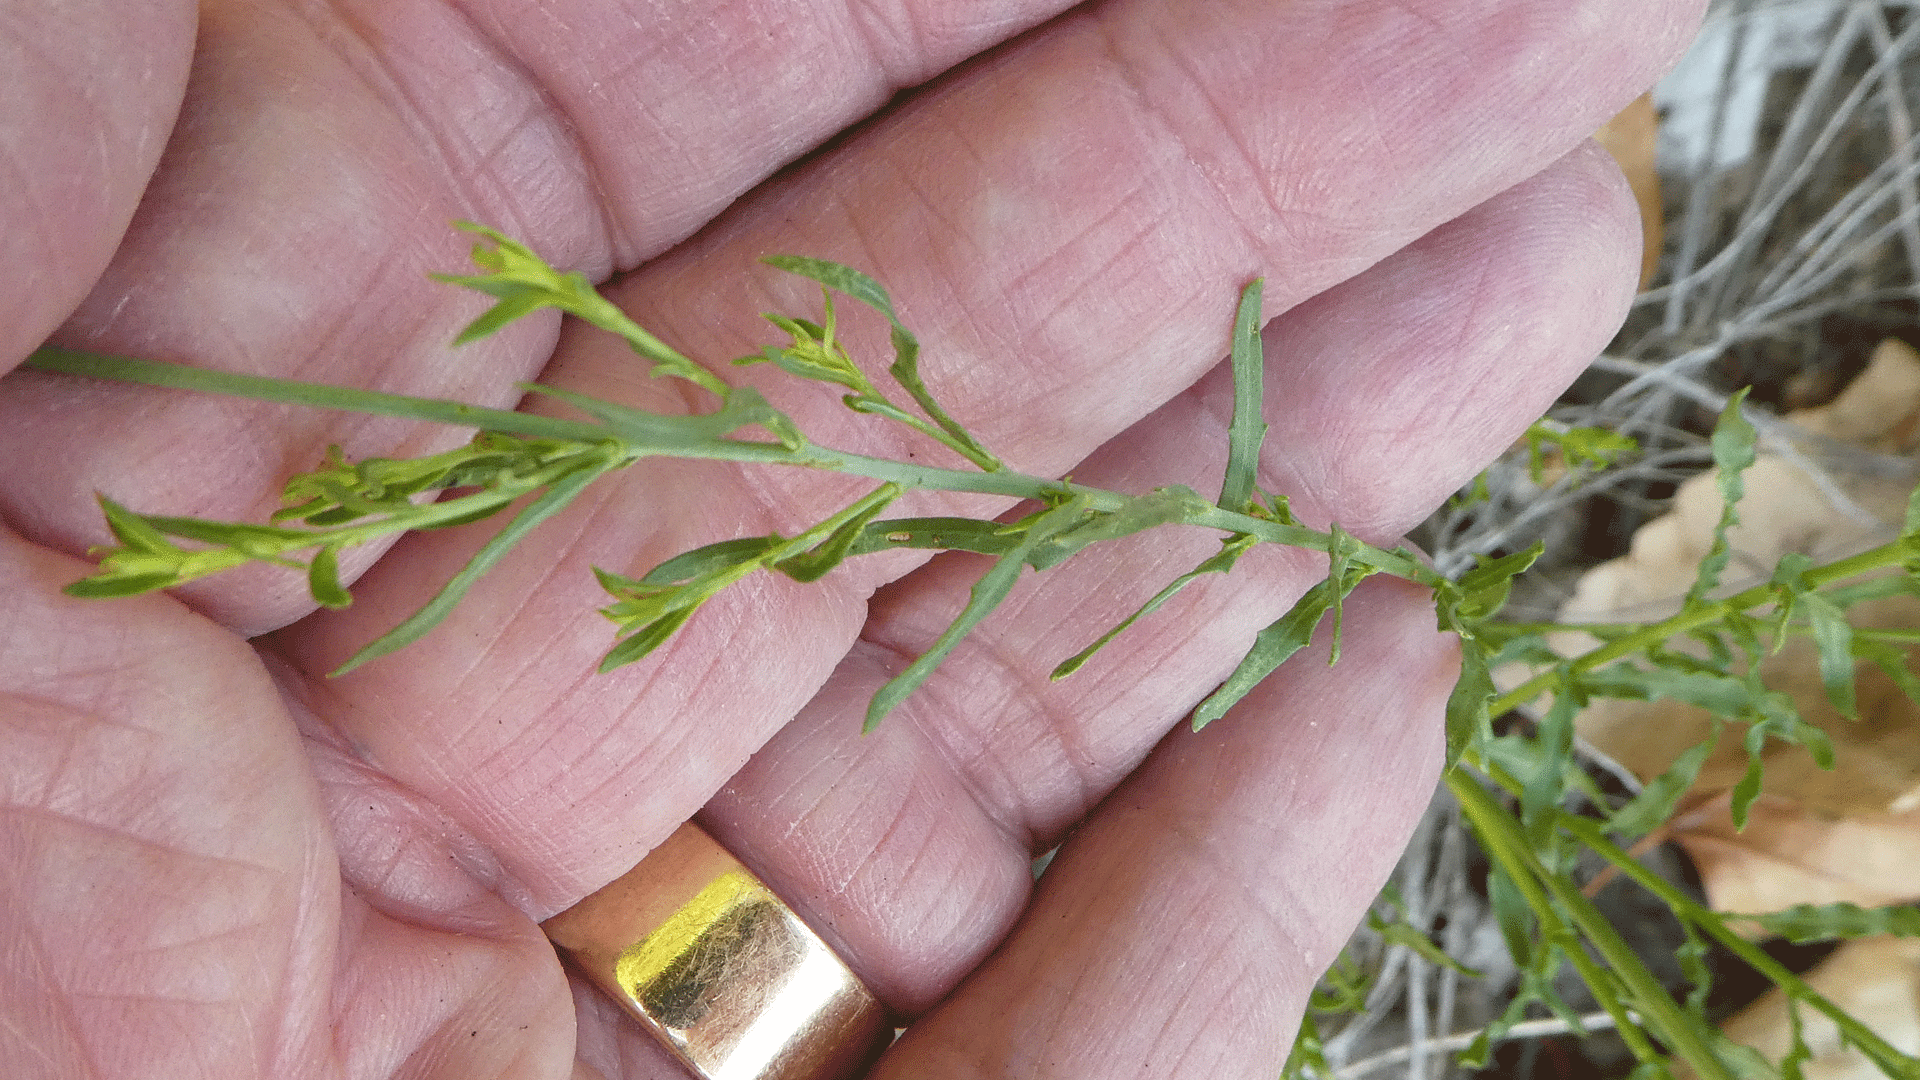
[1523,418,1640,484]
[1740,902,1920,944]
[1219,278,1268,513]
[436,222,728,396]
[30,225,1920,1080]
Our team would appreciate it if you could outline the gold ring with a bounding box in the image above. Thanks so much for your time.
[542,822,891,1080]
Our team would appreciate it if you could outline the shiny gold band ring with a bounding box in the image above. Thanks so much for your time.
[543,822,891,1080]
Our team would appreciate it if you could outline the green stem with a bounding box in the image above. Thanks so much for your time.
[1451,774,1735,1080]
[1557,815,1920,1079]
[27,346,614,443]
[1488,537,1918,716]
[25,345,1440,584]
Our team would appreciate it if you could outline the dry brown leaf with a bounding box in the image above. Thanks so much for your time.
[1673,797,1920,916]
[1596,93,1664,289]
[1535,340,1920,915]
[1719,936,1920,1080]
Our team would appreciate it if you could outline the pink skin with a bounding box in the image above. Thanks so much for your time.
[0,2,1702,1079]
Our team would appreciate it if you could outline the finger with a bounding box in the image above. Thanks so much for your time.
[0,0,1083,633]
[0,526,578,1078]
[276,0,1699,917]
[877,575,1452,1079]
[0,0,193,367]
[692,142,1638,1013]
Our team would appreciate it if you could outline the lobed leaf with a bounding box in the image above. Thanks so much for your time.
[1737,901,1920,943]
[1523,419,1639,484]
[1192,567,1372,730]
[1685,388,1757,607]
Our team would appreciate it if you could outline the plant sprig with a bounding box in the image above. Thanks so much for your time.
[30,227,1433,727]
[31,225,1920,1080]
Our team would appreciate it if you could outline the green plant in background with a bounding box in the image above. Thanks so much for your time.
[27,225,1920,1080]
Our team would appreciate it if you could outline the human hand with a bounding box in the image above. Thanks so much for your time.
[0,1,1703,1077]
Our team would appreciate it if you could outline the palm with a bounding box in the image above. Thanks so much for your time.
[0,2,1701,1077]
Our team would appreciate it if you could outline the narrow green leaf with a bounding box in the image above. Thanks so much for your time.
[1686,388,1757,606]
[1455,544,1545,622]
[1052,533,1259,679]
[638,537,785,585]
[1826,574,1920,607]
[1609,737,1716,840]
[1027,486,1212,570]
[522,382,791,451]
[1365,912,1484,978]
[333,461,610,675]
[98,497,175,554]
[447,292,545,345]
[597,605,699,672]
[1218,277,1266,512]
[864,498,1087,731]
[1905,479,1920,538]
[1192,577,1341,729]
[28,347,614,444]
[1676,923,1714,1019]
[1521,687,1579,835]
[1444,638,1497,766]
[762,256,898,317]
[1730,754,1765,830]
[1781,1000,1812,1080]
[139,514,321,551]
[1321,527,1379,665]
[1800,592,1858,720]
[62,571,182,598]
[773,486,902,582]
[440,222,724,394]
[844,516,1027,558]
[1485,863,1536,971]
[1862,638,1920,707]
[1741,901,1920,943]
[1709,1035,1781,1080]
[307,545,352,609]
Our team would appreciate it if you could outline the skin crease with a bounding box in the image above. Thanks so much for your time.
[0,2,1705,1079]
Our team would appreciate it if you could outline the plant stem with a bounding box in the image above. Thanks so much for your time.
[1488,537,1919,716]
[24,346,1438,582]
[1558,815,1920,1079]
[1452,774,1735,1080]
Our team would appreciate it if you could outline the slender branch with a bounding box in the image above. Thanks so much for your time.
[24,345,1439,582]
[1489,535,1919,717]
[1558,815,1920,1078]
[1332,1013,1620,1080]
[1451,774,1731,1080]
